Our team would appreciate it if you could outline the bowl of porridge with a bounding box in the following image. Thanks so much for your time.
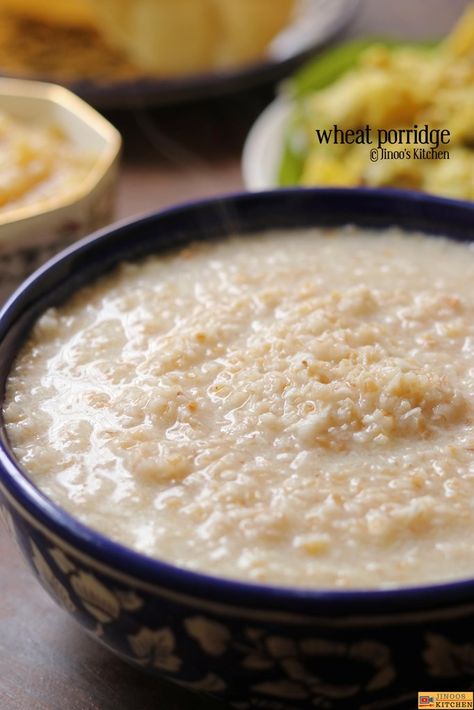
[1,188,474,709]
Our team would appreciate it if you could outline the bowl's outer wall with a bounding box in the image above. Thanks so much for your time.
[1,189,474,709]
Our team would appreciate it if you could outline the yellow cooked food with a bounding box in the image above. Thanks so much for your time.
[94,0,295,74]
[0,0,294,76]
[0,0,96,28]
[0,110,96,215]
[291,7,474,200]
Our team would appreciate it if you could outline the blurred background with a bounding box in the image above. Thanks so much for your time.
[109,0,473,218]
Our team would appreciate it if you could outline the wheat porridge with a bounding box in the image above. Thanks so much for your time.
[5,227,474,589]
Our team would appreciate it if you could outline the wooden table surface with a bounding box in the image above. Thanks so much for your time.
[0,1,469,708]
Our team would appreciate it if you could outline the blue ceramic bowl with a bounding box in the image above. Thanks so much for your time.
[1,189,474,710]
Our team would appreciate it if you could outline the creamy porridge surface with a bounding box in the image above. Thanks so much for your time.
[5,227,474,589]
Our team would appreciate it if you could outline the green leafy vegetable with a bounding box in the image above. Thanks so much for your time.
[278,37,439,185]
[290,37,438,99]
[278,119,307,186]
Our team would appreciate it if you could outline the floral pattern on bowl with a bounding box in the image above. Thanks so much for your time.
[2,491,474,710]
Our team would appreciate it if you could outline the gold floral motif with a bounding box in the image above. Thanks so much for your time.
[424,633,474,678]
[70,570,122,623]
[38,545,144,624]
[49,547,77,574]
[30,540,76,613]
[182,614,396,705]
[114,589,144,612]
[249,633,395,703]
[184,616,231,656]
[128,627,181,673]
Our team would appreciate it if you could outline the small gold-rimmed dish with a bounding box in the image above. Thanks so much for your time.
[0,77,121,302]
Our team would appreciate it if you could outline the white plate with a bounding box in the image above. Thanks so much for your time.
[242,98,292,191]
